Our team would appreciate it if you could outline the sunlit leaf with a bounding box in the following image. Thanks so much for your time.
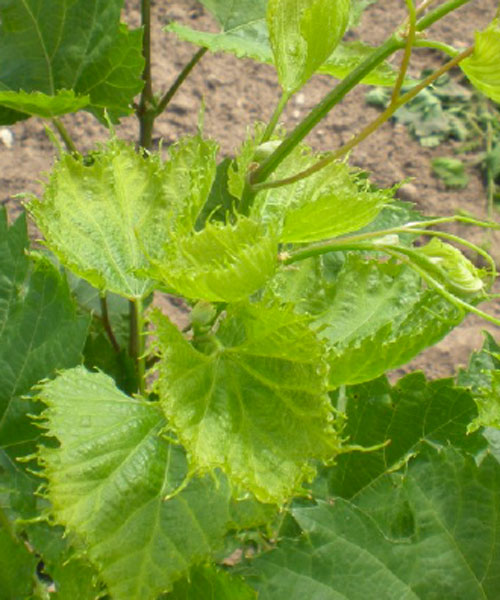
[461,19,500,104]
[149,218,277,302]
[153,303,341,504]
[37,367,235,600]
[29,140,172,299]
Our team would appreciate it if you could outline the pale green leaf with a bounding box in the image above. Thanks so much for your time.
[152,303,341,504]
[166,21,272,64]
[163,135,218,234]
[318,40,400,85]
[269,253,464,387]
[250,446,500,599]
[348,0,378,28]
[149,218,278,302]
[37,367,235,600]
[29,140,173,299]
[167,5,397,87]
[0,0,144,124]
[0,89,89,119]
[432,156,469,189]
[168,565,257,600]
[241,139,393,240]
[267,0,351,94]
[461,19,500,104]
[280,167,392,243]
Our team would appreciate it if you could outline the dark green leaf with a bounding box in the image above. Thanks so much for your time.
[315,373,484,499]
[0,524,37,598]
[168,565,257,600]
[250,445,500,599]
[0,0,144,123]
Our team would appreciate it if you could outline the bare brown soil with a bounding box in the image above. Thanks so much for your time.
[1,0,498,379]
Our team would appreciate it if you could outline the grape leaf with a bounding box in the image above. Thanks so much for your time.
[458,333,500,431]
[314,373,484,499]
[0,89,89,119]
[163,135,218,234]
[267,0,351,94]
[29,140,176,299]
[167,0,398,88]
[168,565,257,600]
[152,303,342,504]
[249,445,500,599]
[0,0,143,124]
[0,524,37,598]
[269,254,464,387]
[149,217,277,302]
[37,367,236,600]
[461,19,500,104]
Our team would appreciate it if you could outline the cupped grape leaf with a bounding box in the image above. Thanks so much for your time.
[314,373,484,500]
[279,169,393,243]
[149,218,278,302]
[0,89,89,119]
[269,253,464,387]
[461,19,500,104]
[29,139,175,299]
[167,565,257,600]
[152,303,342,504]
[162,135,218,234]
[0,0,143,124]
[0,523,37,598]
[249,445,500,599]
[267,0,350,94]
[37,367,237,600]
[458,332,500,431]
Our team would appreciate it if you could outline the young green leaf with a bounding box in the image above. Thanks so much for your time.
[267,0,351,94]
[413,238,485,295]
[432,157,469,189]
[29,140,173,299]
[461,19,500,104]
[249,446,500,599]
[163,135,218,234]
[458,333,500,431]
[0,90,89,120]
[0,0,144,124]
[149,218,277,302]
[37,367,236,600]
[269,254,464,387]
[152,304,342,505]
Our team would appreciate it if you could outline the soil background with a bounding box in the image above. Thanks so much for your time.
[1,0,499,379]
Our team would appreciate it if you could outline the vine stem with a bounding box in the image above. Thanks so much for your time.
[100,295,120,353]
[51,118,78,154]
[252,45,474,192]
[261,92,291,143]
[155,47,208,117]
[391,0,416,104]
[129,297,146,396]
[137,0,155,149]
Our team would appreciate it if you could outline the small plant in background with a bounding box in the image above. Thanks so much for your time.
[367,69,500,215]
[1,1,500,598]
